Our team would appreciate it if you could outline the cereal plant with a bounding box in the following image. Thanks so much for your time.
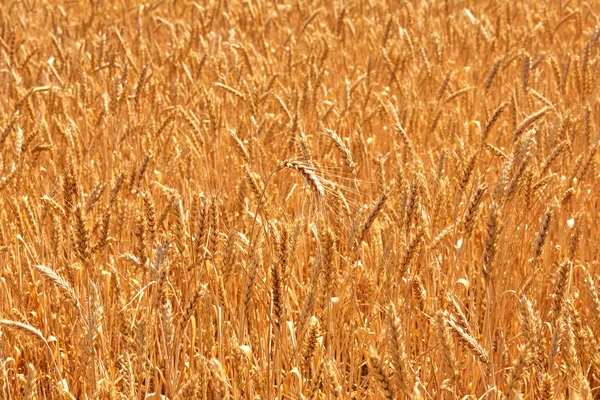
[0,0,599,399]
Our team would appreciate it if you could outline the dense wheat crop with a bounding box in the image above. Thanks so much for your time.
[1,0,600,398]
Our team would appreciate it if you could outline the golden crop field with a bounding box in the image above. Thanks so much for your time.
[1,0,599,398]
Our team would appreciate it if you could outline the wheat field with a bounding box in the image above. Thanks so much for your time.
[0,0,599,398]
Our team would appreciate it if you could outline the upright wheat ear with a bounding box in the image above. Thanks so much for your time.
[530,204,554,265]
[324,128,357,177]
[435,311,458,385]
[74,205,90,264]
[482,101,508,141]
[482,202,500,281]
[386,304,412,396]
[463,182,487,240]
[367,347,394,400]
[355,187,389,246]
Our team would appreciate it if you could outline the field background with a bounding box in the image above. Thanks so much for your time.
[1,0,600,398]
